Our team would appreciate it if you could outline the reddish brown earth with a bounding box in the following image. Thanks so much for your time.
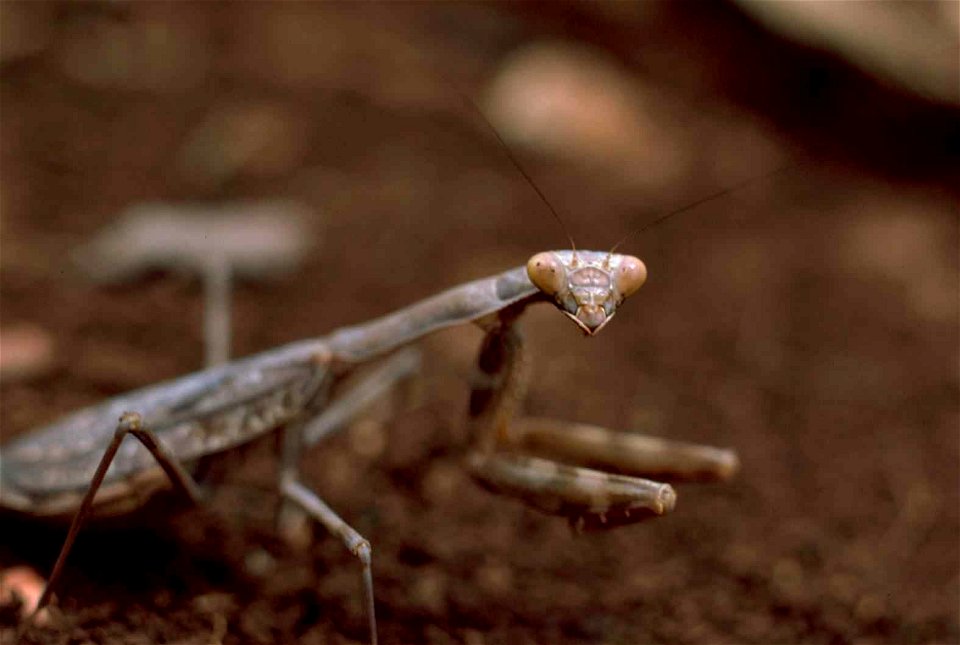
[1,4,957,644]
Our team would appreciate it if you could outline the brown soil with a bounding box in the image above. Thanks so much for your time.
[1,4,957,644]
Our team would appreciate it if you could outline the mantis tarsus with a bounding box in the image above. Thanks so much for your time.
[1,243,738,643]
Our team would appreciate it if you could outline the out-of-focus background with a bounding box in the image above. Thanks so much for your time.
[1,3,957,644]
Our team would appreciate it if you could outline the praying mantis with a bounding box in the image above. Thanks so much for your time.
[1,239,739,643]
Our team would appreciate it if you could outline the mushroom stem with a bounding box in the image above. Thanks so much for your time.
[204,253,233,367]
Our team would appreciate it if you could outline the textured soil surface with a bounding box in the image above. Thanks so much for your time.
[1,4,957,645]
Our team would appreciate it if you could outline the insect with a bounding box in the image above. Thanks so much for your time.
[1,237,739,643]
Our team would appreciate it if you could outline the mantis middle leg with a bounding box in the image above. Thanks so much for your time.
[275,347,421,645]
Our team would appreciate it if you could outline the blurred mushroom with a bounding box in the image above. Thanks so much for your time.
[177,102,308,189]
[72,201,317,367]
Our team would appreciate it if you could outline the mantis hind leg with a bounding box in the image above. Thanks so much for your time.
[27,412,204,626]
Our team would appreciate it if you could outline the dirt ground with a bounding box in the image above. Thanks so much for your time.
[1,4,957,645]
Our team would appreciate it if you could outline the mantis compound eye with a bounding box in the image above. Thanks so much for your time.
[526,252,566,297]
[614,255,647,299]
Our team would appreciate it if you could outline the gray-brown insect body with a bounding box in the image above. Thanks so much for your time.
[1,339,329,519]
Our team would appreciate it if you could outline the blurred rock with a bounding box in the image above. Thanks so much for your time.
[474,558,512,596]
[243,549,278,579]
[839,199,955,323]
[771,557,808,605]
[733,0,960,105]
[0,324,55,383]
[58,13,209,91]
[71,201,316,284]
[483,41,687,185]
[421,460,465,504]
[236,8,358,90]
[230,5,454,110]
[411,567,448,614]
[179,102,309,187]
[348,418,388,460]
[0,2,52,63]
[0,565,48,624]
[854,593,887,623]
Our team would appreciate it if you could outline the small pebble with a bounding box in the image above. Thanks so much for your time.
[0,324,55,382]
[244,548,278,578]
[0,565,48,624]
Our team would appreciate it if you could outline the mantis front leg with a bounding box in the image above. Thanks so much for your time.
[465,309,738,530]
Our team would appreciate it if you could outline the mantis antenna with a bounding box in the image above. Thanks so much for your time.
[449,84,579,257]
[605,162,796,262]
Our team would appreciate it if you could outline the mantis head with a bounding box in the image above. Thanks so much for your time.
[526,250,647,335]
